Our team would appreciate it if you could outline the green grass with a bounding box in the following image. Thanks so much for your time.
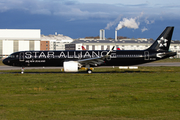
[0,67,180,120]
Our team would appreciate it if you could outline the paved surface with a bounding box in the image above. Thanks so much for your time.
[138,62,180,66]
[0,62,180,70]
[0,66,63,70]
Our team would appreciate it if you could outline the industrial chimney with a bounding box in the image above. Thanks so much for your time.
[100,30,102,40]
[115,30,117,41]
[100,29,105,40]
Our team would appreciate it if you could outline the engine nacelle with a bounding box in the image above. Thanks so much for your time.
[63,61,78,72]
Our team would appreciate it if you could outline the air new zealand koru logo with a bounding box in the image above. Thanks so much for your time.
[157,37,168,48]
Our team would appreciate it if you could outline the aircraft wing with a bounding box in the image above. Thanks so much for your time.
[78,56,105,66]
[78,46,115,66]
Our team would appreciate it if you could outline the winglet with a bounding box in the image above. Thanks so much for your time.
[106,46,115,56]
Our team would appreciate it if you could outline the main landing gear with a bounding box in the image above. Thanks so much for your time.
[87,69,92,74]
[21,67,24,74]
[85,64,93,74]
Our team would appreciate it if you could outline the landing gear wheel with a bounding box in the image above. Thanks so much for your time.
[21,67,24,74]
[87,69,92,74]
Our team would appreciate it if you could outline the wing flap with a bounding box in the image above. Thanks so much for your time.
[78,46,115,66]
[78,57,104,66]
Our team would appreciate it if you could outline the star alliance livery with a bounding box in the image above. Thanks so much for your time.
[3,27,177,73]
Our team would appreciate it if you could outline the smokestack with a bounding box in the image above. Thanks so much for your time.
[103,29,105,40]
[100,29,102,40]
[115,30,117,41]
[100,29,105,40]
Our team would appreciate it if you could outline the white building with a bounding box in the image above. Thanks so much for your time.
[69,39,180,58]
[0,29,41,57]
[41,34,73,50]
[71,39,153,50]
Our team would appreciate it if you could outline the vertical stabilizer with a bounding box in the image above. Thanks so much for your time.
[148,27,174,51]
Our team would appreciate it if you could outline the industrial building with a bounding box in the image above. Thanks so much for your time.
[67,39,180,58]
[41,34,73,51]
[0,29,41,57]
[66,29,180,58]
[0,29,73,58]
[69,39,152,50]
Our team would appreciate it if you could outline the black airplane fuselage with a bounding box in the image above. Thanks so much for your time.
[3,50,176,67]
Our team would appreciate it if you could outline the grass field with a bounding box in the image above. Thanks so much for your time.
[0,67,180,120]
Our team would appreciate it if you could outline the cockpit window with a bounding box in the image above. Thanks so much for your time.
[8,55,15,58]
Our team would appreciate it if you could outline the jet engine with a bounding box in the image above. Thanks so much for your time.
[63,61,78,72]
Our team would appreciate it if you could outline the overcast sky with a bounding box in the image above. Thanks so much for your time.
[0,0,180,39]
[77,0,179,6]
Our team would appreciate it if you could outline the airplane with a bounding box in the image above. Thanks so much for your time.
[3,27,177,74]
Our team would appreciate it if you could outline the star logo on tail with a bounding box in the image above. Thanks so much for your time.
[157,37,168,48]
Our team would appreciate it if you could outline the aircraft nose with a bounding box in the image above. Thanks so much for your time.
[2,58,9,65]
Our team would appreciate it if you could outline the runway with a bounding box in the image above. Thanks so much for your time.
[0,62,180,70]
[138,62,180,66]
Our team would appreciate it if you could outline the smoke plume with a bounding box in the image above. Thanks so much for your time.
[141,27,148,32]
[105,15,122,30]
[116,18,140,31]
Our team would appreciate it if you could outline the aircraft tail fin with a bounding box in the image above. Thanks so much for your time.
[147,27,174,51]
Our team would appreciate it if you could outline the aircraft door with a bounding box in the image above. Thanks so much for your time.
[144,51,149,60]
[19,52,24,61]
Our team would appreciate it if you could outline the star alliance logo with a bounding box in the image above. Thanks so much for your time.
[157,37,168,48]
